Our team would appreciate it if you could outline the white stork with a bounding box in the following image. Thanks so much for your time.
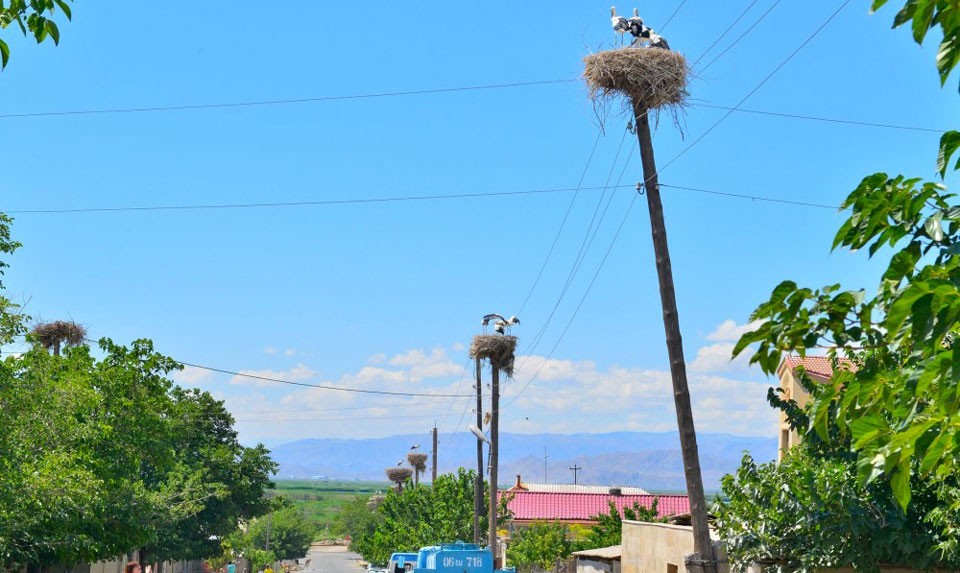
[610,6,629,44]
[627,8,645,44]
[410,444,420,450]
[481,313,520,335]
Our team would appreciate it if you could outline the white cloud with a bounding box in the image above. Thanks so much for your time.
[284,348,297,357]
[688,342,754,373]
[369,353,386,364]
[175,365,213,385]
[452,342,466,352]
[706,319,765,342]
[265,347,278,355]
[389,348,462,381]
[229,363,317,387]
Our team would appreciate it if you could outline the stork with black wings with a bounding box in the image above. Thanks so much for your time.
[481,313,520,335]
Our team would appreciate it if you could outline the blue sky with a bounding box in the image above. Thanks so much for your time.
[1,2,957,454]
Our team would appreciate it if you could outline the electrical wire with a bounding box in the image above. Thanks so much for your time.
[504,0,852,409]
[0,79,578,121]
[657,0,852,176]
[689,103,942,133]
[691,0,761,67]
[659,0,688,32]
[177,360,474,398]
[234,411,463,423]
[515,129,604,318]
[4,184,635,215]
[696,0,784,75]
[661,183,838,209]
[505,192,641,409]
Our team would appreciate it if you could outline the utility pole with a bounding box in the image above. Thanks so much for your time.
[631,99,716,573]
[474,358,483,545]
[569,464,582,485]
[543,447,548,483]
[488,365,500,563]
[432,426,438,482]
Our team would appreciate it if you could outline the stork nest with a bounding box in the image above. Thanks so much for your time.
[366,494,385,510]
[31,320,87,351]
[385,467,413,484]
[407,452,428,471]
[583,47,689,122]
[470,335,517,378]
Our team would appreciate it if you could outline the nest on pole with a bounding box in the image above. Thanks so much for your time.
[583,47,689,120]
[470,335,517,378]
[385,467,413,485]
[407,452,428,472]
[31,320,88,355]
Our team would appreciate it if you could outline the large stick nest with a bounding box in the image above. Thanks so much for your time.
[470,335,517,378]
[584,47,689,116]
[31,320,87,351]
[407,452,428,471]
[385,467,413,484]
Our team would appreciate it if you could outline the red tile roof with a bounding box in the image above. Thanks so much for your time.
[778,355,855,380]
[502,491,689,522]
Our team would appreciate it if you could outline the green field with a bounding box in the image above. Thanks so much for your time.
[270,479,389,537]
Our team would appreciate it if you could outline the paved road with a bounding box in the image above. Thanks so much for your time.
[302,546,365,573]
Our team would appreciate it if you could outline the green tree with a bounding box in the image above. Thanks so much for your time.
[733,0,960,511]
[0,0,73,69]
[229,502,316,565]
[714,370,960,572]
[572,500,663,551]
[347,469,496,565]
[506,522,571,573]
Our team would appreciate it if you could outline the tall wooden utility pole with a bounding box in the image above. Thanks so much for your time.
[487,366,500,563]
[474,358,483,545]
[631,99,716,573]
[432,426,438,482]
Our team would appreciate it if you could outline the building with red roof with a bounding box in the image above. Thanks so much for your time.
[777,355,855,459]
[500,476,689,528]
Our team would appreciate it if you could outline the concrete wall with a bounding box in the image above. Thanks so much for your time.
[575,558,619,573]
[621,522,727,573]
[777,369,813,461]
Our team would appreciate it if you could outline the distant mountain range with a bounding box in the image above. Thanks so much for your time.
[268,431,776,492]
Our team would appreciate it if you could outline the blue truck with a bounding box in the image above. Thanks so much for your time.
[391,542,512,573]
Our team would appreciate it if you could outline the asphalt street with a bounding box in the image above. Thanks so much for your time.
[303,547,365,573]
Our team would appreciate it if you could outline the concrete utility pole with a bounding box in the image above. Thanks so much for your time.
[488,365,500,565]
[631,99,716,573]
[569,464,582,485]
[432,426,438,482]
[543,447,548,483]
[474,358,484,545]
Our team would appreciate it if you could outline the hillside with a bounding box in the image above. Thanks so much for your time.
[268,431,775,492]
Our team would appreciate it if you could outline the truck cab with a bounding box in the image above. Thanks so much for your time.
[388,552,419,573]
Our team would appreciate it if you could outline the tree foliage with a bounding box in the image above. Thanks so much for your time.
[343,469,508,566]
[507,522,571,573]
[733,0,960,512]
[0,214,278,571]
[227,501,316,568]
[714,375,960,572]
[0,0,73,69]
[573,500,663,551]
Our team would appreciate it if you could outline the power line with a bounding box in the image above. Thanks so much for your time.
[515,129,604,318]
[505,1,852,408]
[697,0,784,74]
[0,79,578,121]
[235,411,463,423]
[4,184,636,215]
[689,103,942,133]
[692,0,761,67]
[658,0,851,176]
[660,0,688,32]
[661,183,838,209]
[178,360,474,398]
[506,192,641,409]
